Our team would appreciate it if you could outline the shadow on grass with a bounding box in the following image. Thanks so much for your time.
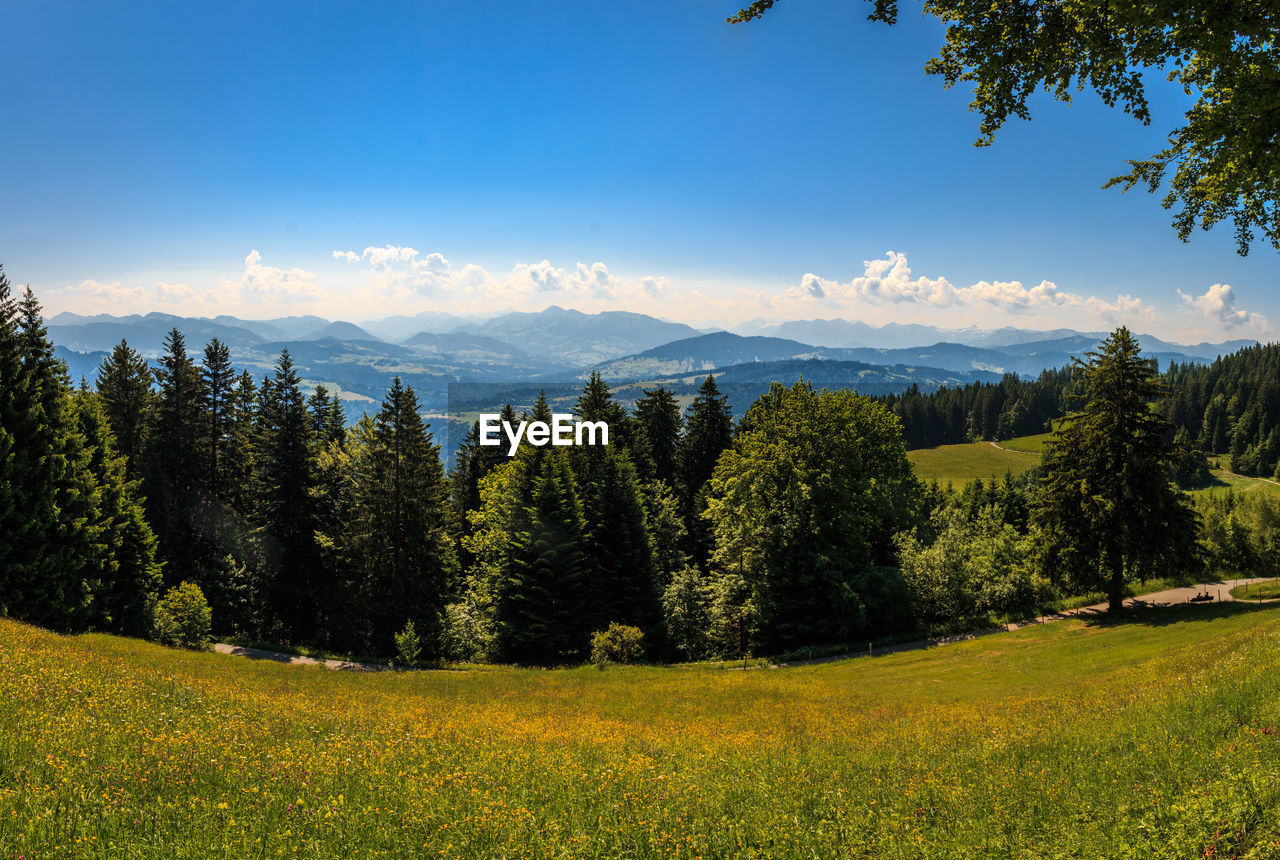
[1077,599,1280,630]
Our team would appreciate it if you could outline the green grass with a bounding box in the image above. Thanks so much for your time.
[1189,466,1280,500]
[6,604,1280,857]
[907,439,1039,485]
[1231,579,1280,601]
[995,432,1053,454]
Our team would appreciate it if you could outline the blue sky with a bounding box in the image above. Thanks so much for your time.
[3,0,1276,340]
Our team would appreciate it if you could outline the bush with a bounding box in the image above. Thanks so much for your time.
[393,620,423,668]
[590,623,644,668]
[438,600,485,663]
[153,582,213,650]
[661,567,712,661]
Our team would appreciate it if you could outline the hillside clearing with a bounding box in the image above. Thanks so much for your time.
[6,604,1280,858]
[906,439,1039,485]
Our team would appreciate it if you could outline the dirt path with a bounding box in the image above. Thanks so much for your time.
[776,577,1277,668]
[213,578,1276,673]
[212,642,394,672]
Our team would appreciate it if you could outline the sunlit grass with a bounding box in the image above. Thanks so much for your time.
[907,439,1038,485]
[996,432,1052,453]
[5,603,1280,857]
[1231,580,1280,601]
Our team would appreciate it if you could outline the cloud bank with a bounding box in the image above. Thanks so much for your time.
[38,248,1270,342]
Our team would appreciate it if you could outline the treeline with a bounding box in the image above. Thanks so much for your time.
[2,269,1265,664]
[1160,344,1280,479]
[0,271,161,636]
[878,369,1077,449]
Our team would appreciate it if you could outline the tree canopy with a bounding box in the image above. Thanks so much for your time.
[1033,328,1201,610]
[729,0,1280,255]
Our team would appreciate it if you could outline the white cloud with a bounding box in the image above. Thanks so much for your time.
[41,278,217,315]
[332,247,671,309]
[1178,283,1268,331]
[223,249,321,300]
[771,252,1155,328]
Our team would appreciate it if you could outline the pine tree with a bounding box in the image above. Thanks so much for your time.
[73,390,162,637]
[580,447,659,637]
[494,450,589,665]
[634,386,682,484]
[254,350,320,642]
[95,339,154,480]
[346,378,457,655]
[145,328,207,584]
[0,286,101,629]
[0,267,37,619]
[307,384,347,447]
[1033,328,1201,610]
[200,338,237,501]
[676,374,733,569]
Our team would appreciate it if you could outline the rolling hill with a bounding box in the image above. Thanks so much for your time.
[6,600,1280,857]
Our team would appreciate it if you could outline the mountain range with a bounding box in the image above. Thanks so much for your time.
[44,306,1262,458]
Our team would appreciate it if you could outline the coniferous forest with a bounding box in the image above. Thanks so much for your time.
[4,267,1280,665]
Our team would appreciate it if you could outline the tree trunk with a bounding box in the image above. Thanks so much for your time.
[1108,557,1126,612]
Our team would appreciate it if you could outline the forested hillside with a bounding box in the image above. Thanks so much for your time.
[6,271,1280,665]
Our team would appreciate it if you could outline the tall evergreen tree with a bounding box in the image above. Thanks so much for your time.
[345,378,457,655]
[676,374,733,569]
[0,285,98,628]
[493,449,589,665]
[145,328,207,583]
[0,268,39,619]
[95,339,154,480]
[634,386,682,484]
[307,384,347,447]
[254,350,320,642]
[1034,328,1201,611]
[200,337,237,501]
[73,390,163,637]
[580,447,659,637]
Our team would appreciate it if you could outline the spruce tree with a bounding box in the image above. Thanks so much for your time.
[346,378,457,655]
[495,449,589,665]
[200,338,237,501]
[145,328,207,583]
[1,287,102,629]
[580,447,659,637]
[307,384,347,447]
[634,386,682,484]
[1033,328,1201,610]
[254,350,320,642]
[676,374,733,569]
[73,390,163,637]
[95,339,154,480]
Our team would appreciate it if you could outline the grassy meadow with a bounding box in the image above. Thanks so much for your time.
[906,440,1039,485]
[6,603,1280,858]
[908,435,1280,500]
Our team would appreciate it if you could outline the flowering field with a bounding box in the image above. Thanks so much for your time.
[4,604,1280,858]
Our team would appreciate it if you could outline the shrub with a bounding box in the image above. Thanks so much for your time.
[438,600,485,663]
[394,620,423,668]
[661,567,712,661]
[153,582,213,650]
[590,622,644,668]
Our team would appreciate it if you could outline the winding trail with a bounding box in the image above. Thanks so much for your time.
[212,578,1278,673]
[777,576,1277,668]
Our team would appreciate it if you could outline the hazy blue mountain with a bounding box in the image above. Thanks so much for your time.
[47,312,267,354]
[55,346,113,385]
[768,319,961,349]
[592,332,1012,380]
[362,310,493,342]
[402,331,545,365]
[300,321,381,341]
[457,306,702,365]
